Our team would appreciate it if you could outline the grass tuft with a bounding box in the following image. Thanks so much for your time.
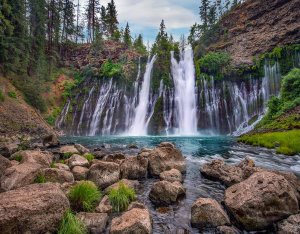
[57,210,87,234]
[8,91,17,98]
[13,154,23,162]
[84,153,94,162]
[108,182,136,213]
[64,152,75,159]
[69,181,102,212]
[34,173,46,183]
[51,162,58,168]
[0,90,5,102]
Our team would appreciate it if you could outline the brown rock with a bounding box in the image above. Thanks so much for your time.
[149,180,186,205]
[128,202,147,211]
[60,181,80,195]
[72,166,89,180]
[128,144,138,149]
[0,155,11,177]
[104,179,139,193]
[224,171,298,231]
[42,168,74,183]
[148,142,186,176]
[93,151,106,159]
[110,208,152,234]
[138,148,152,157]
[59,145,79,155]
[77,212,108,234]
[11,150,53,167]
[0,142,18,157]
[103,153,125,164]
[277,214,300,234]
[43,134,59,146]
[54,163,70,171]
[120,155,148,179]
[191,198,230,228]
[216,226,237,234]
[95,195,112,214]
[88,161,120,189]
[160,168,183,183]
[0,183,69,233]
[68,154,89,169]
[74,144,90,154]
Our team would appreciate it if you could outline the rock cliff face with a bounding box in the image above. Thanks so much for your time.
[215,0,300,66]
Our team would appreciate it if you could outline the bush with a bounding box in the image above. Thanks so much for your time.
[34,173,46,183]
[69,181,102,212]
[84,153,94,162]
[44,115,56,126]
[0,90,5,102]
[101,59,123,78]
[13,154,23,162]
[108,182,136,213]
[8,91,17,98]
[64,152,75,159]
[57,210,87,234]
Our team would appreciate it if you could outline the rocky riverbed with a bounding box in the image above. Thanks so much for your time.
[0,135,299,233]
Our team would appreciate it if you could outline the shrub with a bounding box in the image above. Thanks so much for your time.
[51,162,58,168]
[69,181,102,212]
[44,115,56,126]
[34,173,46,183]
[0,90,5,102]
[101,60,123,78]
[84,153,94,162]
[64,152,75,159]
[108,182,136,213]
[8,91,17,98]
[57,210,87,234]
[13,154,23,162]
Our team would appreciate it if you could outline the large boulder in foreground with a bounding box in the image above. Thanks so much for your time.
[148,142,186,176]
[11,150,53,167]
[0,155,11,177]
[68,154,89,169]
[120,155,148,179]
[110,207,152,234]
[72,166,89,180]
[41,168,74,184]
[191,198,230,228]
[96,195,112,214]
[88,161,120,189]
[149,180,186,205]
[103,153,126,164]
[77,212,108,234]
[59,145,79,155]
[159,168,183,183]
[277,214,300,234]
[224,171,298,231]
[0,183,69,233]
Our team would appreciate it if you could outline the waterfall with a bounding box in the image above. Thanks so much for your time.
[127,55,157,136]
[171,49,198,135]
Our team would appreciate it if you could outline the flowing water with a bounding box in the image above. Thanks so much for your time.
[60,135,300,233]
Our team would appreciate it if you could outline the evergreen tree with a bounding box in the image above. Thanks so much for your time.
[61,0,75,42]
[199,0,210,31]
[208,3,217,26]
[106,0,118,38]
[100,5,108,37]
[85,0,100,42]
[123,22,131,48]
[133,34,147,55]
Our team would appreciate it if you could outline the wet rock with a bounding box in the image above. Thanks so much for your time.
[120,155,148,179]
[128,202,147,211]
[59,145,79,155]
[138,148,152,157]
[72,166,89,180]
[149,180,186,205]
[277,214,300,234]
[102,143,111,149]
[128,144,138,149]
[103,153,125,164]
[104,179,139,193]
[43,134,59,146]
[0,155,11,177]
[191,198,230,228]
[93,150,106,159]
[95,195,112,214]
[216,226,237,234]
[68,154,89,169]
[54,162,70,171]
[74,144,90,154]
[110,207,152,234]
[148,142,186,176]
[0,183,69,233]
[159,168,183,183]
[42,168,74,183]
[77,212,108,234]
[11,150,53,167]
[88,161,120,189]
[224,171,298,231]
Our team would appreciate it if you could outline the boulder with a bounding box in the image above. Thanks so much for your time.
[0,142,18,157]
[11,150,53,167]
[149,180,186,205]
[72,166,89,180]
[0,155,11,177]
[43,134,59,146]
[224,171,298,231]
[103,153,125,164]
[110,208,152,234]
[128,202,147,211]
[74,144,90,154]
[120,155,148,179]
[128,144,138,149]
[104,179,139,193]
[159,169,183,183]
[191,198,230,228]
[77,212,108,234]
[138,148,152,157]
[54,163,70,171]
[95,195,112,214]
[42,168,74,183]
[88,161,120,189]
[148,142,186,176]
[0,183,69,233]
[277,214,300,234]
[60,181,80,195]
[102,143,111,149]
[93,150,106,159]
[68,154,89,169]
[10,160,19,167]
[216,226,237,234]
[90,159,101,166]
[59,145,79,155]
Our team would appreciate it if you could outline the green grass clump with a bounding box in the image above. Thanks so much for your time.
[59,160,65,164]
[8,91,17,98]
[238,130,300,155]
[13,154,23,162]
[84,153,94,162]
[69,181,101,212]
[64,152,75,159]
[0,90,5,102]
[34,173,46,183]
[57,210,87,234]
[108,182,136,213]
[51,162,58,168]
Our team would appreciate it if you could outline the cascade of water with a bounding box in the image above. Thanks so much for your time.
[171,49,198,135]
[56,101,70,128]
[127,55,157,136]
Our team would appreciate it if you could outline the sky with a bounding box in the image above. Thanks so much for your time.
[80,0,200,44]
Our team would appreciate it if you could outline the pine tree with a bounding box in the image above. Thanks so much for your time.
[61,0,75,43]
[100,5,108,37]
[123,22,131,48]
[133,34,147,55]
[199,0,210,31]
[106,0,118,38]
[208,3,217,26]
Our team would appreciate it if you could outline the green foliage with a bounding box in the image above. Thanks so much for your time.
[238,130,300,156]
[57,210,87,234]
[101,60,123,78]
[84,153,94,162]
[63,152,75,159]
[108,182,136,213]
[69,181,102,212]
[133,34,147,56]
[123,22,131,49]
[51,162,58,168]
[0,90,5,102]
[13,154,23,162]
[44,115,56,126]
[8,91,16,98]
[34,173,46,183]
